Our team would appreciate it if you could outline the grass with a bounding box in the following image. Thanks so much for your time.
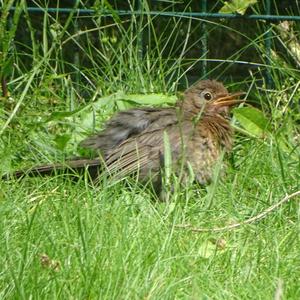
[0,1,300,299]
[0,142,299,299]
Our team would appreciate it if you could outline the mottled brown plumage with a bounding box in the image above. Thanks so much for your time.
[5,80,244,190]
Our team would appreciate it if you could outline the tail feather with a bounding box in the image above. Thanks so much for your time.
[2,158,102,180]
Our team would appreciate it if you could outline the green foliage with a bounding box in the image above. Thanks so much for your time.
[233,106,270,137]
[0,1,299,298]
[0,0,24,90]
[219,0,258,14]
[0,140,299,298]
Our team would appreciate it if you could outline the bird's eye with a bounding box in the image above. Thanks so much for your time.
[203,92,212,101]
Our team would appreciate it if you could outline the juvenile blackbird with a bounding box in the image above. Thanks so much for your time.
[7,80,244,189]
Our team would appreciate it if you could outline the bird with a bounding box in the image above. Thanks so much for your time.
[4,79,244,192]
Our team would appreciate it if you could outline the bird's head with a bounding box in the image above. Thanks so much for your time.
[181,79,244,118]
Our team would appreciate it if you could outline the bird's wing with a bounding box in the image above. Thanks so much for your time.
[104,128,165,179]
[80,108,178,154]
[104,118,194,180]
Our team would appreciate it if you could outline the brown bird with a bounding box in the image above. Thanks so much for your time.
[6,80,244,192]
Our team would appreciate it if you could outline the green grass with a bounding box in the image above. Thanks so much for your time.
[0,1,300,299]
[0,141,299,299]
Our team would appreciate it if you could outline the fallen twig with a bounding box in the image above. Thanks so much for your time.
[175,190,300,233]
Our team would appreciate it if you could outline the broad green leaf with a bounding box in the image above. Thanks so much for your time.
[43,92,178,151]
[45,93,120,123]
[116,99,132,110]
[219,0,257,14]
[123,94,177,105]
[92,91,126,110]
[233,107,270,137]
[46,108,83,121]
[84,91,176,113]
[47,92,177,123]
[54,134,72,151]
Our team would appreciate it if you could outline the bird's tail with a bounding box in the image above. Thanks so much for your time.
[2,158,102,180]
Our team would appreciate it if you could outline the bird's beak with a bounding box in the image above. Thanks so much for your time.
[212,92,245,108]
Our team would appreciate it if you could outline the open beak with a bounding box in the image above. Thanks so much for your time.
[212,92,245,108]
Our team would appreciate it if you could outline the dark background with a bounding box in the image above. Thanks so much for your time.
[9,0,300,91]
